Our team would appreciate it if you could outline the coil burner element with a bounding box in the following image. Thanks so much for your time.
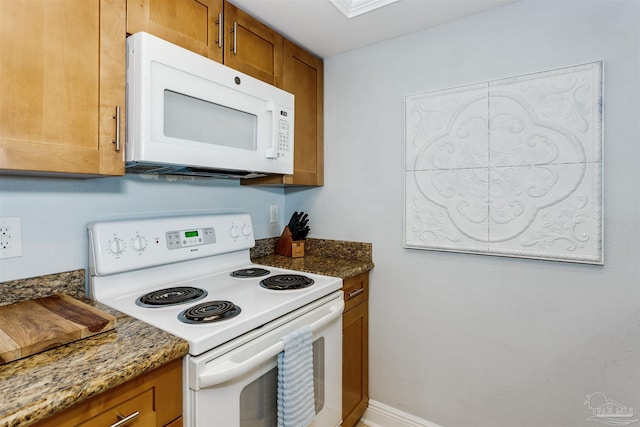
[137,287,208,308]
[259,274,314,290]
[230,268,271,278]
[178,300,242,324]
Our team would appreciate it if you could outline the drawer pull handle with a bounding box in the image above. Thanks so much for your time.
[347,288,364,299]
[110,411,140,427]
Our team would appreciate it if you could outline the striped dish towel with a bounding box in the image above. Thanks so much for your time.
[277,325,316,427]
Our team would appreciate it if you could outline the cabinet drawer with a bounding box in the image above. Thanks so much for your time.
[343,272,369,312]
[78,388,156,427]
[34,358,182,427]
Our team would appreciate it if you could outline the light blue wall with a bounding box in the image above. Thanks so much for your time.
[288,0,640,426]
[0,175,286,282]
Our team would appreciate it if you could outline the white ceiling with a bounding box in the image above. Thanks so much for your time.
[228,0,517,58]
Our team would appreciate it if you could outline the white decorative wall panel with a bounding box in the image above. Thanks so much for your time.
[404,61,603,263]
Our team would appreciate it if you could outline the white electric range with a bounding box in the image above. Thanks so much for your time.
[88,213,343,427]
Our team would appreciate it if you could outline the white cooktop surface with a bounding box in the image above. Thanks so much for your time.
[98,264,341,356]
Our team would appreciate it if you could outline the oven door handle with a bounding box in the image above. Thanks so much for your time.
[198,299,344,388]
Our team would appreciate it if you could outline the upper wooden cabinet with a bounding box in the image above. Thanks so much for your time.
[127,1,282,86]
[222,2,283,86]
[246,39,324,186]
[0,0,125,176]
[284,40,324,186]
[127,0,224,62]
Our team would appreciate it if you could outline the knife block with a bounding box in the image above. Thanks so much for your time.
[274,226,305,258]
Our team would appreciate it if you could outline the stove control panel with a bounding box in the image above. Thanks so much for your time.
[166,227,216,250]
[89,213,255,276]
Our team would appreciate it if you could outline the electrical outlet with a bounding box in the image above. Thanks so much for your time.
[0,217,22,260]
[269,205,279,224]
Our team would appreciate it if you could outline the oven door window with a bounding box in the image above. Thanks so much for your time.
[239,338,325,427]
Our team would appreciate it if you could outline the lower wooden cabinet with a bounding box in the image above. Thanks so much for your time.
[34,358,182,427]
[342,272,369,427]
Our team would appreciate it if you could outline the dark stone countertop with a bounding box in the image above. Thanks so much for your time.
[251,237,375,279]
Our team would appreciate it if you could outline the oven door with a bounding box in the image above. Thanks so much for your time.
[185,292,344,427]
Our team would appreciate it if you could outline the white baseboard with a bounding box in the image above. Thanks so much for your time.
[361,399,444,427]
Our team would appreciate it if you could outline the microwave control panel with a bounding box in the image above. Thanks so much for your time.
[277,107,293,158]
[278,117,290,158]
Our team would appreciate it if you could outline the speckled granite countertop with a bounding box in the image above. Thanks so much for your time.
[0,270,189,427]
[251,237,374,278]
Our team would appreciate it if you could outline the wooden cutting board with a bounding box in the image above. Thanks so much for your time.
[0,294,116,364]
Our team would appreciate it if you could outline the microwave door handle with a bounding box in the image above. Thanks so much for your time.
[197,299,344,389]
[264,101,278,159]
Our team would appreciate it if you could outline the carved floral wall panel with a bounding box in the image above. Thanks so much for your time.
[404,61,603,263]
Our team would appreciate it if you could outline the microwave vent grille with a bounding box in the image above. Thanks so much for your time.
[125,162,268,180]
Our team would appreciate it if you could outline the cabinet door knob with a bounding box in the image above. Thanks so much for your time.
[109,411,140,427]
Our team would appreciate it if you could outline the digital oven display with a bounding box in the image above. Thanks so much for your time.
[184,230,199,238]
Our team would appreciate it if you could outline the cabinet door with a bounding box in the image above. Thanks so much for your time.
[0,0,124,176]
[244,39,324,186]
[342,301,369,427]
[223,1,283,86]
[283,39,323,186]
[127,0,223,62]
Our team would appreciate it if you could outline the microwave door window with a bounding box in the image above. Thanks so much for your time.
[163,90,257,151]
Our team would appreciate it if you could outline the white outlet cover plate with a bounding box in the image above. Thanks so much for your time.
[0,216,22,260]
[270,205,279,224]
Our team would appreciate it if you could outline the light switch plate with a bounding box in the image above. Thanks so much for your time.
[0,217,22,260]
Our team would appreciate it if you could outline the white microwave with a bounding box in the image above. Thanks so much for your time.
[125,32,294,179]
